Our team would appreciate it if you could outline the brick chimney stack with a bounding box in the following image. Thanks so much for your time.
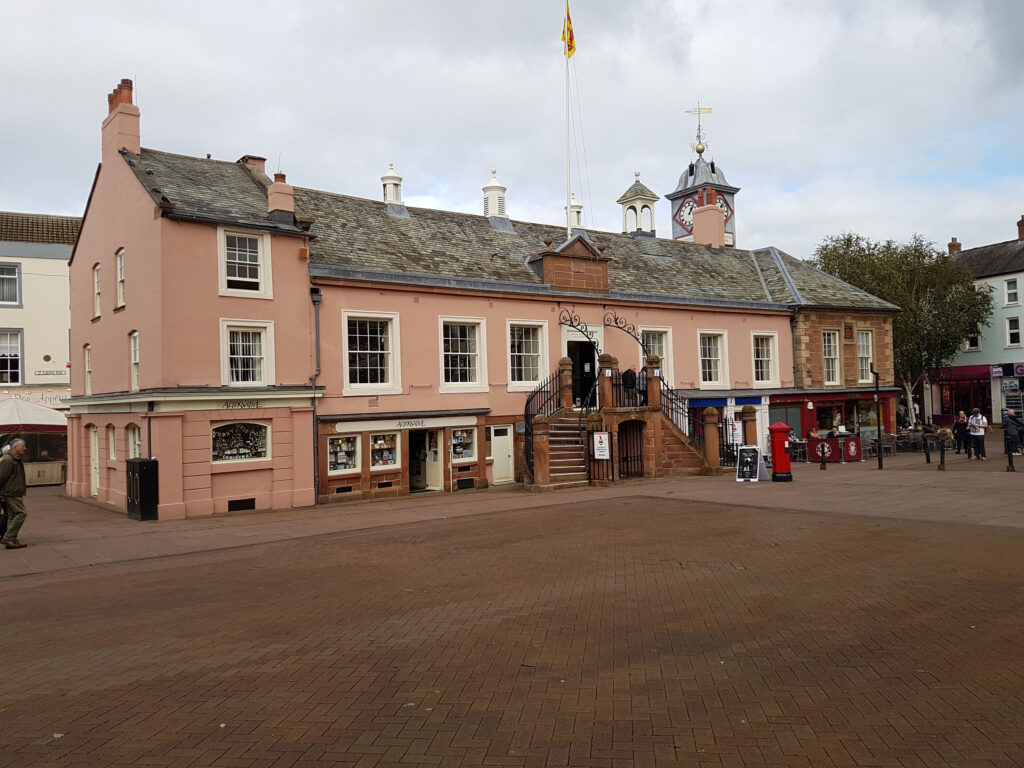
[691,186,726,249]
[268,171,295,224]
[101,78,140,163]
[1018,215,1024,242]
[948,237,961,254]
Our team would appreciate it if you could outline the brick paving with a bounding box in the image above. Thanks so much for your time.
[1,491,1022,767]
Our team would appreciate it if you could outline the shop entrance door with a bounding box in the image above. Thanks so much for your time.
[409,430,442,492]
[567,341,597,407]
[491,425,514,484]
[410,429,442,492]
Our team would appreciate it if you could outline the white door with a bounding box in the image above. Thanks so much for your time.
[89,426,99,496]
[492,425,514,484]
[424,429,442,490]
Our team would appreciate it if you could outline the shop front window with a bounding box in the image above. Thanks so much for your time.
[452,428,476,462]
[370,432,399,469]
[212,422,269,462]
[328,434,360,474]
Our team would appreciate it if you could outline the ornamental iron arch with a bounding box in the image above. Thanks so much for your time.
[603,307,651,357]
[557,305,602,355]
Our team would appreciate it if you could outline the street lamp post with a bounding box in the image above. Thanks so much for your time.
[870,363,883,470]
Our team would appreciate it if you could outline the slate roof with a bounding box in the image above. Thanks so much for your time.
[955,239,1024,279]
[120,148,897,313]
[615,178,659,204]
[0,211,81,245]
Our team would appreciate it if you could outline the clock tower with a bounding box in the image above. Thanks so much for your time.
[665,145,740,246]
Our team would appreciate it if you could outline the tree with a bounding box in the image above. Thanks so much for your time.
[812,233,993,418]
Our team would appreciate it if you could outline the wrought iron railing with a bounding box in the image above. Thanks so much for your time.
[524,372,562,474]
[660,381,697,446]
[611,371,649,408]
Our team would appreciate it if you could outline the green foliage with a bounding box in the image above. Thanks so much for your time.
[811,233,993,396]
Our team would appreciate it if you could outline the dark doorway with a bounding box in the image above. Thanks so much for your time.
[618,420,644,478]
[567,341,597,407]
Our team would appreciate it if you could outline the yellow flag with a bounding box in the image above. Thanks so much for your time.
[561,1,576,58]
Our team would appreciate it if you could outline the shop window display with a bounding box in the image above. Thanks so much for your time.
[212,422,269,462]
[370,432,399,469]
[328,434,359,474]
[452,428,475,461]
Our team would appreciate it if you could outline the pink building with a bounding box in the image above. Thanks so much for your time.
[68,80,898,518]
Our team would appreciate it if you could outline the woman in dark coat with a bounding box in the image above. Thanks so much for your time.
[951,410,971,456]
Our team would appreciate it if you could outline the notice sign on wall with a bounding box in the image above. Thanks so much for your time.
[593,431,610,460]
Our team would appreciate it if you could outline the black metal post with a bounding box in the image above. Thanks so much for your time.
[939,437,945,470]
[923,436,931,464]
[1007,435,1016,472]
[820,443,827,470]
[870,364,883,470]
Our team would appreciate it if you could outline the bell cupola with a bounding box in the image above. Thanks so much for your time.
[483,170,508,218]
[616,171,659,236]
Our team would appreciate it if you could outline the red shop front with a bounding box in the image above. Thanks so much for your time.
[769,390,897,440]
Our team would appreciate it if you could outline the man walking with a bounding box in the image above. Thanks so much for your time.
[1005,408,1024,455]
[0,437,29,549]
[968,408,988,461]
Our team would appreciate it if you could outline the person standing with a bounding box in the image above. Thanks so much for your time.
[952,410,971,456]
[968,408,988,461]
[1004,408,1024,455]
[0,437,28,549]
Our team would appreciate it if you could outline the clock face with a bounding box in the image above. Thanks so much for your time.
[716,195,733,223]
[674,197,698,232]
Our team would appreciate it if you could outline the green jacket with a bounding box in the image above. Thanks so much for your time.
[0,452,27,497]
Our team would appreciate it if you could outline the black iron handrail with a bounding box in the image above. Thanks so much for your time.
[660,381,701,448]
[524,371,562,474]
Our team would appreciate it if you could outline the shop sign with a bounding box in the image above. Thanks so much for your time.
[1016,364,1024,377]
[593,431,610,460]
[33,370,67,376]
[221,400,262,409]
[1001,378,1020,392]
[990,365,1004,377]
[334,415,478,433]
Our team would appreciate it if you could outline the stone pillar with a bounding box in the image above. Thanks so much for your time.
[558,357,573,410]
[703,406,721,468]
[741,404,758,447]
[598,353,617,408]
[532,417,551,488]
[644,354,661,409]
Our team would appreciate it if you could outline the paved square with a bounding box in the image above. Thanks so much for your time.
[1,496,1022,767]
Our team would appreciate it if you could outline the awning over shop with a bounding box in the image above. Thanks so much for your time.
[0,398,68,433]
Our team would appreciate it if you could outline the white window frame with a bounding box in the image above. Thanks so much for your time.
[211,421,271,463]
[1005,278,1019,306]
[107,425,116,460]
[439,316,488,394]
[751,332,778,388]
[129,331,140,391]
[84,344,92,395]
[127,424,142,459]
[217,228,274,300]
[369,431,401,471]
[857,330,874,383]
[639,326,673,385]
[0,263,22,307]
[0,328,23,385]
[342,310,402,396]
[697,330,728,389]
[823,330,840,385]
[506,319,548,393]
[963,334,981,352]
[219,319,275,387]
[1007,316,1022,348]
[115,249,125,308]
[327,433,361,476]
[92,264,101,317]
[451,427,477,464]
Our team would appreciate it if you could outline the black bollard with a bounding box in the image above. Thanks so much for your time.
[876,437,883,470]
[923,436,931,464]
[1008,438,1016,473]
[820,444,827,470]
[938,437,945,471]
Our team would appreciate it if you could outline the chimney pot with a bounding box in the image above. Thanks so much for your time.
[274,172,286,183]
[1018,215,1024,242]
[948,237,961,254]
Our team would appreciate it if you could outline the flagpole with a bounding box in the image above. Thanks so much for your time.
[565,48,571,239]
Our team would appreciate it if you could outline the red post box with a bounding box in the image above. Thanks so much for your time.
[769,419,793,482]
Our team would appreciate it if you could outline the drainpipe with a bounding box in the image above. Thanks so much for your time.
[789,310,801,388]
[309,287,323,503]
[147,401,154,458]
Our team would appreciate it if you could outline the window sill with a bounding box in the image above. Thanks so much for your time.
[211,458,273,473]
[91,316,100,323]
[370,464,401,472]
[507,382,542,393]
[440,385,489,394]
[344,385,402,397]
[328,469,361,477]
[113,305,125,314]
[218,288,274,300]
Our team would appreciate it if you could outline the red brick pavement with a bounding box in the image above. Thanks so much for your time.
[1,497,1022,767]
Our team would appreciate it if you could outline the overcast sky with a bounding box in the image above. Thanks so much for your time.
[2,0,1022,258]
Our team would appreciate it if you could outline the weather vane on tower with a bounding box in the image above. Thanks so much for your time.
[686,102,713,156]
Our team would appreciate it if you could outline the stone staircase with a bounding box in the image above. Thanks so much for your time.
[548,415,589,488]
